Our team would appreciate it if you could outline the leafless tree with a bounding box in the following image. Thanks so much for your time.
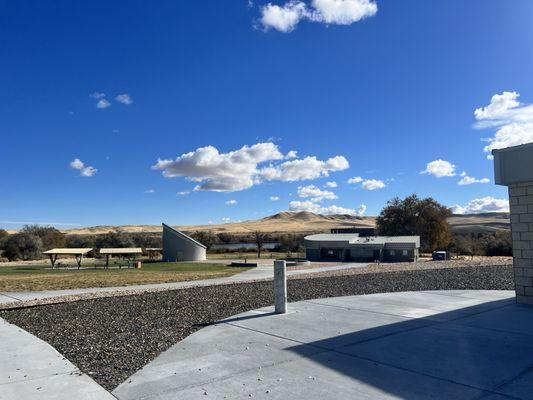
[254,230,266,259]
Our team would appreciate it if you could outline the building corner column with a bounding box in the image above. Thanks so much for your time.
[508,182,533,304]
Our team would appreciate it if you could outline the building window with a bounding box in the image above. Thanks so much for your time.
[402,250,408,256]
[390,250,395,256]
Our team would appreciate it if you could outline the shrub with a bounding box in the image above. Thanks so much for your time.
[3,233,43,261]
[190,231,217,250]
[94,232,136,250]
[448,230,512,257]
[20,225,65,250]
[0,229,8,250]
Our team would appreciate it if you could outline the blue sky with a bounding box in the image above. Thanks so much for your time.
[2,0,533,229]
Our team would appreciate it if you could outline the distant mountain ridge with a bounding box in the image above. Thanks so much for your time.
[54,211,509,235]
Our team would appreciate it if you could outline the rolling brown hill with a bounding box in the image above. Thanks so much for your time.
[59,211,510,235]
[447,212,511,234]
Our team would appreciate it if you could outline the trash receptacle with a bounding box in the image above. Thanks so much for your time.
[134,261,142,269]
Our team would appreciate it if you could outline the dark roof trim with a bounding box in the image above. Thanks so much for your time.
[162,223,207,249]
[492,141,533,154]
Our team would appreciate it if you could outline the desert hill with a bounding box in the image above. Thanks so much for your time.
[59,211,510,235]
[447,212,511,234]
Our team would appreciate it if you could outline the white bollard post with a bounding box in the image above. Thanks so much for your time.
[274,260,287,314]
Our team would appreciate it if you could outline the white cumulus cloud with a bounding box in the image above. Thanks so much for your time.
[258,155,349,183]
[90,92,111,108]
[177,191,190,196]
[226,199,237,205]
[347,176,386,190]
[222,217,231,223]
[96,99,111,109]
[297,185,337,202]
[144,189,155,194]
[289,200,366,216]
[325,181,337,188]
[115,93,133,105]
[347,176,363,184]
[361,179,386,190]
[421,159,456,178]
[70,158,97,177]
[153,142,348,192]
[259,0,377,32]
[451,197,509,214]
[70,158,84,170]
[474,91,521,121]
[260,1,307,33]
[310,0,378,25]
[270,196,280,201]
[79,166,97,177]
[90,92,106,99]
[286,150,298,159]
[457,175,490,186]
[474,91,533,157]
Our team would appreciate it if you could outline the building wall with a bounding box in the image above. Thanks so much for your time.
[304,238,350,261]
[348,247,376,261]
[306,243,418,262]
[306,248,321,261]
[162,225,206,262]
[508,182,533,305]
[383,248,417,262]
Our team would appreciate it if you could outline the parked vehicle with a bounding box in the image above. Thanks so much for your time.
[432,251,447,261]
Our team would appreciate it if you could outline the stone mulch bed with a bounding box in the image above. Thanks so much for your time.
[0,265,514,391]
[0,258,512,311]
[295,257,512,279]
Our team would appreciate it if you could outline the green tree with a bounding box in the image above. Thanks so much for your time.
[21,225,65,250]
[217,232,234,244]
[486,230,512,256]
[0,229,8,249]
[65,234,96,248]
[3,233,43,261]
[376,194,452,252]
[94,232,135,249]
[449,234,474,257]
[279,233,303,252]
[190,231,217,250]
[129,233,162,248]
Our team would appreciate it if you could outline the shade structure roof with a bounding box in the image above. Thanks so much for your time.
[43,248,93,255]
[99,248,143,255]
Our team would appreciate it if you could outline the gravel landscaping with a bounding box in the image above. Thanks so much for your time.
[298,256,513,279]
[0,265,514,391]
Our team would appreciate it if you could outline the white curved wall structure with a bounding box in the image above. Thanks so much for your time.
[162,223,207,262]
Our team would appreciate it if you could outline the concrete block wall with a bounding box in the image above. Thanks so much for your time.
[509,182,533,305]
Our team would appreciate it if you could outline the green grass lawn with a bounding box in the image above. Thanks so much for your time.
[0,262,251,292]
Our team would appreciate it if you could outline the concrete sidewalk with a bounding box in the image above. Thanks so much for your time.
[113,290,533,400]
[0,318,113,400]
[0,263,366,306]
